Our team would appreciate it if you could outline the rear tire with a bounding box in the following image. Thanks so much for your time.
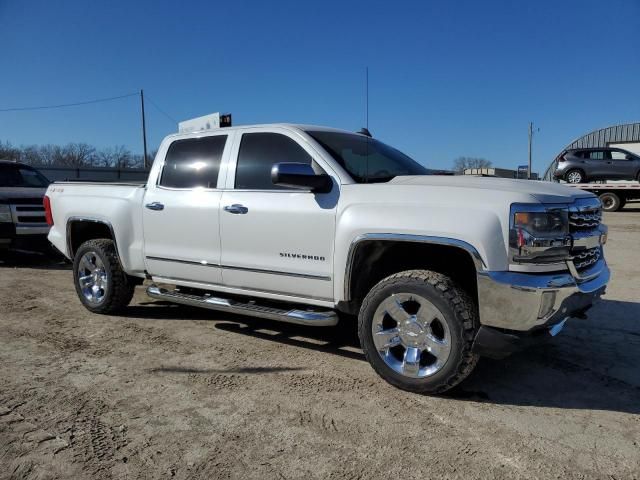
[73,239,135,314]
[358,270,479,394]
[599,192,621,212]
[565,169,585,184]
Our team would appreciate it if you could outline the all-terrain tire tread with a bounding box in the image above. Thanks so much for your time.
[74,239,135,314]
[358,269,479,394]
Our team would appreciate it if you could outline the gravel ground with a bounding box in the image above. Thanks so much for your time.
[1,210,639,479]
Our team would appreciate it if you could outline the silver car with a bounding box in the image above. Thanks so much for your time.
[553,147,640,183]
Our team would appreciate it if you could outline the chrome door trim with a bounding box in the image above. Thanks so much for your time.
[146,255,331,281]
[222,263,331,281]
[343,233,487,301]
[146,256,218,267]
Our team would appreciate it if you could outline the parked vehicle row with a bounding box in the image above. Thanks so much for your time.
[44,122,610,394]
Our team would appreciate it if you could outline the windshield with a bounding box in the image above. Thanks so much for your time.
[0,164,50,188]
[306,131,428,183]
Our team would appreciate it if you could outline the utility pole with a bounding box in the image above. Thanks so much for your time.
[528,122,534,179]
[140,89,148,169]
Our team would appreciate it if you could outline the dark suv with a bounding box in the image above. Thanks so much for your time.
[553,147,640,183]
[0,161,51,252]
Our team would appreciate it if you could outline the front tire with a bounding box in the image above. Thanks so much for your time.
[565,169,585,184]
[358,270,479,394]
[73,239,135,314]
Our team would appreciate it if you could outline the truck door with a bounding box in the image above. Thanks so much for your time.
[142,133,229,285]
[219,129,337,302]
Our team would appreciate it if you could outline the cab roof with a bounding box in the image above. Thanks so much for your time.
[163,123,365,141]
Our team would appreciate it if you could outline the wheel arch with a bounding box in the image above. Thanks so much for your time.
[342,234,486,311]
[66,217,119,260]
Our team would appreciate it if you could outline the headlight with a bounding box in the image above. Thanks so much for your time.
[0,204,11,223]
[509,204,570,265]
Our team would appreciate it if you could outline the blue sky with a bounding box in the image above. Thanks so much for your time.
[0,0,638,173]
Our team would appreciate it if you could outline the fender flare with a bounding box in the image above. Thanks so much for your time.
[342,233,487,301]
[66,216,119,259]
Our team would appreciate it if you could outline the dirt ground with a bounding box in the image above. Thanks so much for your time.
[1,210,639,480]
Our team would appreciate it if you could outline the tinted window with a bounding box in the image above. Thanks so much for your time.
[587,151,604,160]
[160,135,226,189]
[0,165,49,188]
[610,150,632,160]
[235,133,312,190]
[307,131,428,183]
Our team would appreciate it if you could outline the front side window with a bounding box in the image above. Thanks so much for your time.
[235,133,312,190]
[306,131,428,183]
[160,135,226,189]
[0,165,50,188]
[610,150,633,160]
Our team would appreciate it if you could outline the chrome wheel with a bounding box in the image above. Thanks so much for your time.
[566,170,583,183]
[371,293,451,379]
[77,251,108,305]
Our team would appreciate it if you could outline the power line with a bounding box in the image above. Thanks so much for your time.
[145,94,178,125]
[0,92,139,113]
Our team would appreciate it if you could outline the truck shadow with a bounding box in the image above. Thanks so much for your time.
[0,249,70,270]
[131,298,640,414]
[457,299,640,414]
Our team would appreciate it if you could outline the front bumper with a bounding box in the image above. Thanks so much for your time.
[476,257,609,332]
[0,223,50,250]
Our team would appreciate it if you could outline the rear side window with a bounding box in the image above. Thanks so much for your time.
[587,151,605,160]
[235,133,312,190]
[160,135,227,189]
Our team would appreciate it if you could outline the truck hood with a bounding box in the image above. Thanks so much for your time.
[0,187,48,202]
[389,175,594,204]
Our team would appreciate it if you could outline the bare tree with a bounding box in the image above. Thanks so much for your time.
[453,157,492,174]
[61,143,96,167]
[39,144,65,166]
[0,140,20,161]
[2,139,148,169]
[97,145,134,168]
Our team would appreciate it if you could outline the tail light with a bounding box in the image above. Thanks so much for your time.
[43,195,54,226]
[557,153,566,163]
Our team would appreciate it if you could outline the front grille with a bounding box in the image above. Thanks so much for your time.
[8,197,44,205]
[569,209,602,230]
[572,247,600,270]
[15,206,44,212]
[17,215,46,224]
[569,198,603,271]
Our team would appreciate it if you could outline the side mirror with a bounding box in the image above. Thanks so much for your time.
[271,163,332,193]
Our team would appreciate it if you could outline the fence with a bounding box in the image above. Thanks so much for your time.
[38,166,150,183]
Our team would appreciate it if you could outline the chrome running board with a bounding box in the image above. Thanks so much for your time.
[146,285,339,327]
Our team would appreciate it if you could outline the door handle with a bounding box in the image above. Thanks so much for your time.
[145,202,165,211]
[223,204,248,214]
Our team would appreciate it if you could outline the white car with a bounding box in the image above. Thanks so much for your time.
[45,123,610,393]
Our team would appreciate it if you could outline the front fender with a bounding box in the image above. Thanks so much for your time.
[333,202,507,302]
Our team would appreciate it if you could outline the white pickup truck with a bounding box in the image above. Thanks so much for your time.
[45,123,610,393]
